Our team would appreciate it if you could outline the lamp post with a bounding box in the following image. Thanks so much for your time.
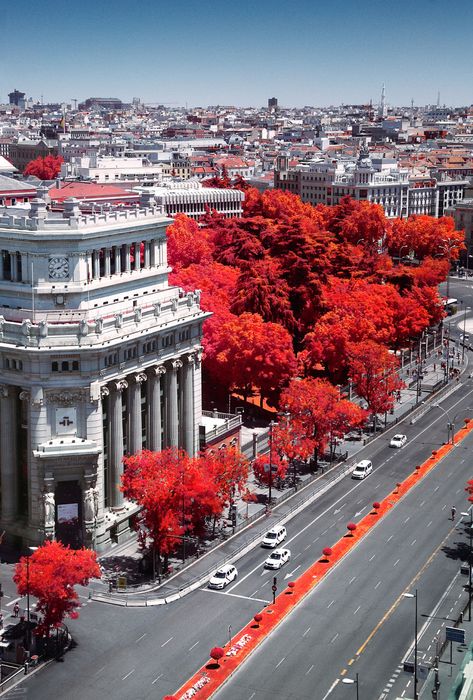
[342,672,359,699]
[398,244,409,263]
[25,546,38,653]
[404,590,418,700]
[462,304,470,365]
[268,420,277,506]
[433,404,472,446]
[461,509,473,622]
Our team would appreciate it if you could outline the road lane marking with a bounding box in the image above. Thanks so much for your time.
[369,554,376,561]
[393,559,400,567]
[303,626,311,637]
[294,552,302,559]
[94,666,106,676]
[330,633,339,643]
[152,674,163,684]
[161,637,173,647]
[327,599,335,608]
[349,576,356,584]
[135,633,147,643]
[354,606,361,615]
[248,694,255,700]
[250,590,259,597]
[427,521,433,527]
[386,535,394,543]
[202,589,270,604]
[355,521,458,658]
[122,669,135,681]
[403,516,410,524]
[7,596,22,607]
[189,641,200,651]
[411,539,417,546]
[322,678,340,699]
[419,500,425,507]
[375,581,382,589]
[275,657,285,668]
[306,664,314,675]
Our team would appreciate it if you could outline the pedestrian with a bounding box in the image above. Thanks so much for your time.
[452,506,456,521]
[13,602,19,617]
[0,612,3,629]
[433,363,436,372]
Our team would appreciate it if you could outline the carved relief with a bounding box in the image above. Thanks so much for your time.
[46,389,89,405]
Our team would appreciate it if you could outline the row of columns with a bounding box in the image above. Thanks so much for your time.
[0,250,29,283]
[0,385,18,521]
[103,355,197,508]
[89,238,164,281]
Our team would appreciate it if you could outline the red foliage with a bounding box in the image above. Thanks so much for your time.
[348,340,404,416]
[347,522,357,533]
[253,452,288,486]
[24,155,63,180]
[388,214,464,261]
[210,646,225,661]
[373,502,381,510]
[13,541,100,636]
[166,214,214,271]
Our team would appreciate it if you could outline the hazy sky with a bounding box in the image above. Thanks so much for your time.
[2,0,472,108]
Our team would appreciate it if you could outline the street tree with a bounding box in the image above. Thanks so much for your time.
[13,540,100,637]
[24,155,63,180]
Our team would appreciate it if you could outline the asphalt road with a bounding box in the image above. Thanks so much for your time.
[6,380,473,700]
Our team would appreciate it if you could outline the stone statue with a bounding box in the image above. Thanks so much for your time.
[84,486,98,522]
[43,491,55,527]
[95,318,103,334]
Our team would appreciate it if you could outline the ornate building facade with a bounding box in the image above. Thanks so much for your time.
[0,192,209,550]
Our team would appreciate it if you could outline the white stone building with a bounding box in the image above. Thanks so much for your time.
[135,182,244,219]
[0,192,209,550]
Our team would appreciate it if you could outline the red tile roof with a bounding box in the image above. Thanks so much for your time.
[49,182,137,202]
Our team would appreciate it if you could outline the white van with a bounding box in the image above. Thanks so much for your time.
[351,459,373,480]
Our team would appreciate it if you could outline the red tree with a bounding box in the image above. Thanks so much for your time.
[24,155,63,180]
[13,541,100,637]
[348,340,404,419]
[166,214,214,271]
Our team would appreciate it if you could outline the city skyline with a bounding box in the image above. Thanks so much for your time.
[2,0,473,108]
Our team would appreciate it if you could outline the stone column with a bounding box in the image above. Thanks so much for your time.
[93,250,100,279]
[148,365,165,451]
[20,253,29,283]
[151,239,159,267]
[125,244,131,273]
[0,385,18,521]
[105,248,111,276]
[114,246,121,274]
[109,380,127,508]
[182,354,195,455]
[144,241,151,268]
[0,251,4,280]
[134,242,141,271]
[167,360,182,447]
[129,373,147,454]
[10,253,18,282]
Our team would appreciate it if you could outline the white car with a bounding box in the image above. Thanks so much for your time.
[264,548,291,570]
[351,459,373,480]
[208,564,238,589]
[261,525,287,548]
[390,434,407,448]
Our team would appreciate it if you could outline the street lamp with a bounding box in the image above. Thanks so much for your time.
[461,509,473,622]
[462,303,470,364]
[268,420,277,506]
[26,546,38,653]
[433,404,473,445]
[342,672,359,699]
[403,590,418,700]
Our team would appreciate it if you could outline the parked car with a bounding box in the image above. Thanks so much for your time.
[208,564,238,589]
[390,434,407,448]
[261,525,287,548]
[351,459,373,480]
[264,548,291,569]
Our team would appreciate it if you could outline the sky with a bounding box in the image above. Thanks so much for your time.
[1,0,473,108]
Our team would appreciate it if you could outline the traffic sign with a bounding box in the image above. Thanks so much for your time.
[271,585,277,592]
[446,626,465,644]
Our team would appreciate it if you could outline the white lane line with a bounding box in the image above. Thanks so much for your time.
[304,544,311,550]
[303,626,311,637]
[248,694,256,700]
[94,666,106,676]
[369,554,376,561]
[330,632,339,643]
[135,633,147,643]
[393,559,400,567]
[306,664,314,675]
[122,669,135,681]
[404,516,410,524]
[152,674,163,684]
[411,539,417,546]
[386,535,394,543]
[312,537,319,543]
[294,553,302,559]
[375,581,382,589]
[354,605,361,615]
[427,521,433,528]
[250,590,259,597]
[434,486,440,492]
[327,599,335,608]
[456,489,462,494]
[322,678,340,700]
[275,657,285,669]
[189,641,200,651]
[419,500,425,507]
[161,637,173,648]
[7,596,23,607]
[349,576,356,584]
[202,589,270,604]
[442,504,447,510]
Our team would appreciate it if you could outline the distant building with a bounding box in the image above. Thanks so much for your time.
[268,97,278,111]
[8,139,59,172]
[8,90,25,107]
[0,174,37,206]
[78,97,124,110]
[274,145,468,219]
[137,182,244,219]
[445,198,473,255]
